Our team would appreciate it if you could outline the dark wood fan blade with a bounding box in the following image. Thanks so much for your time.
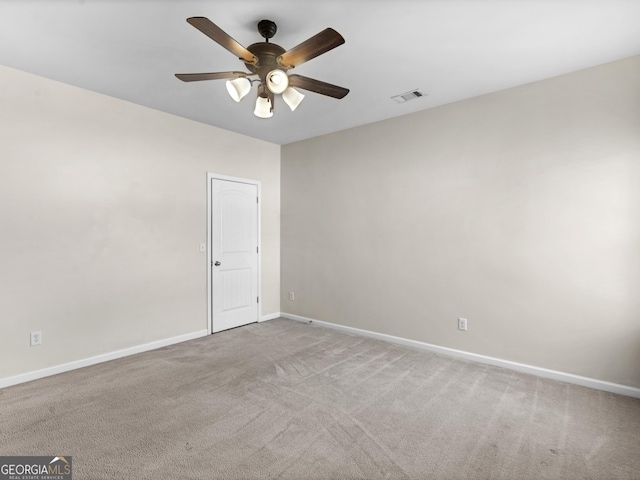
[288,75,349,99]
[175,72,249,82]
[277,28,345,68]
[187,17,257,64]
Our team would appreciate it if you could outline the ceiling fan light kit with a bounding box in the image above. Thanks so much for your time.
[266,69,289,94]
[254,96,273,118]
[282,86,305,111]
[176,17,348,119]
[226,77,252,102]
[254,83,273,118]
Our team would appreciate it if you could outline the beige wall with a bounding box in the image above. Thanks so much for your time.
[0,65,280,380]
[281,56,640,388]
[3,55,639,389]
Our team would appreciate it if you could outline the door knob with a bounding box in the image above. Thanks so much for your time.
[214,261,221,266]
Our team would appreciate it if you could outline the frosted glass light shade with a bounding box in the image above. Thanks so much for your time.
[282,87,305,111]
[266,69,289,94]
[226,77,251,102]
[254,96,273,118]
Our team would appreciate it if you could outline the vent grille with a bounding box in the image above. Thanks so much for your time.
[391,89,425,103]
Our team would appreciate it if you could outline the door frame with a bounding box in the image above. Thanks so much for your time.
[207,172,261,335]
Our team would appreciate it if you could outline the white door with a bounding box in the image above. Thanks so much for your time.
[211,178,259,333]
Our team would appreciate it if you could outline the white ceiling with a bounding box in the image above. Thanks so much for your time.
[1,1,639,145]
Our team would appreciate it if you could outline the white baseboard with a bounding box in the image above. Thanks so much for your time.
[0,329,208,390]
[281,312,640,399]
[260,312,281,322]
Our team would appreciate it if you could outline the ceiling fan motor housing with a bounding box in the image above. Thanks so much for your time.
[245,42,288,84]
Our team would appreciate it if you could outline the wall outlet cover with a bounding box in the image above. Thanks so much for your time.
[30,331,42,346]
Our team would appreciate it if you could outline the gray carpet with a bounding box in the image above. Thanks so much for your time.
[1,318,639,479]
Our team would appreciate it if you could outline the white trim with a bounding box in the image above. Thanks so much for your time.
[0,329,208,390]
[256,182,262,323]
[207,173,262,335]
[260,312,281,322]
[281,312,640,399]
[207,174,213,335]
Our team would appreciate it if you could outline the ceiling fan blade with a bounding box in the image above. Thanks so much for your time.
[288,75,349,99]
[187,17,257,64]
[175,71,250,82]
[277,28,345,68]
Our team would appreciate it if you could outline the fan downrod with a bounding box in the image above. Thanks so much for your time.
[257,20,277,41]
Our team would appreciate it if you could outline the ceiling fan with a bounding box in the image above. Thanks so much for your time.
[175,17,349,118]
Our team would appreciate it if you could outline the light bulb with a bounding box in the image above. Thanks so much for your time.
[266,69,289,95]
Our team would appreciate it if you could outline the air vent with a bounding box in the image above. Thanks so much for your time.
[391,89,425,104]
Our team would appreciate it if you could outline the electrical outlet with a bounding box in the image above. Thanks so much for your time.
[289,291,295,301]
[199,242,206,252]
[30,331,42,346]
[458,318,467,331]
